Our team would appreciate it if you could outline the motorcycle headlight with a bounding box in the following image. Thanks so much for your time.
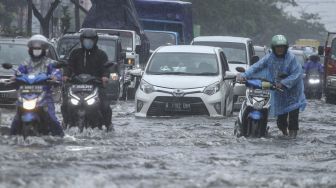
[70,98,79,105]
[309,79,320,84]
[252,100,264,110]
[23,98,37,110]
[140,80,155,94]
[204,82,220,96]
[86,98,96,105]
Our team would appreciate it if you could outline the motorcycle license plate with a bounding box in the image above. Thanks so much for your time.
[165,103,191,112]
[20,85,43,93]
[71,84,94,91]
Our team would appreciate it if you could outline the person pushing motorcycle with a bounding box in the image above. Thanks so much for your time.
[62,28,113,132]
[237,35,306,138]
[10,35,64,136]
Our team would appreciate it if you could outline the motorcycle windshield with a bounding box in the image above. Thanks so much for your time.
[17,73,49,85]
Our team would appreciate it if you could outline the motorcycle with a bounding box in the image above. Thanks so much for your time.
[2,63,61,138]
[63,74,104,132]
[234,67,282,138]
[304,73,322,99]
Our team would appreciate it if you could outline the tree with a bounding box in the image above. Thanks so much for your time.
[28,0,61,38]
[60,6,71,34]
[69,0,88,31]
[187,0,326,44]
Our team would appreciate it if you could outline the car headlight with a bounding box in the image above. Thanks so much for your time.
[140,80,155,94]
[110,73,119,81]
[23,98,37,110]
[309,79,320,84]
[70,98,79,105]
[204,82,220,96]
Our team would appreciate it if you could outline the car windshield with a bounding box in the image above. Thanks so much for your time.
[294,54,305,66]
[255,49,266,59]
[57,38,117,61]
[147,52,219,76]
[0,43,28,65]
[193,41,247,64]
[145,31,177,50]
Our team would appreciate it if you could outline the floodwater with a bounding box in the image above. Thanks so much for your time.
[0,100,336,188]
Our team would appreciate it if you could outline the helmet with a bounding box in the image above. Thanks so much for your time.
[271,35,289,57]
[80,28,98,50]
[309,54,320,62]
[27,34,49,59]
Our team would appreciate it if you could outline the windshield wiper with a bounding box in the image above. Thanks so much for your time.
[195,72,218,76]
[149,72,192,75]
[65,42,80,58]
[228,61,246,64]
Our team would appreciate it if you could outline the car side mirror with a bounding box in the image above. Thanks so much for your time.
[251,55,260,65]
[318,46,324,56]
[223,71,236,80]
[2,63,13,70]
[121,52,126,59]
[236,67,246,73]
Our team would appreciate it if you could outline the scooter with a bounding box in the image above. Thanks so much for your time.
[234,67,282,138]
[2,63,60,138]
[63,74,104,132]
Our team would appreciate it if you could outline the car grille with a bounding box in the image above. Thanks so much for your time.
[147,96,209,116]
[0,76,16,91]
[0,97,16,105]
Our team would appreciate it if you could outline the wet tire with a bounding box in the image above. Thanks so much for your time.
[250,120,260,137]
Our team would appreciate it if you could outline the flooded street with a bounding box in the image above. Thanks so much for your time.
[0,100,336,188]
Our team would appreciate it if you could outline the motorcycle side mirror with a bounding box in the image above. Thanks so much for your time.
[2,63,13,70]
[236,67,246,73]
[318,46,324,56]
[251,55,260,65]
[104,61,116,68]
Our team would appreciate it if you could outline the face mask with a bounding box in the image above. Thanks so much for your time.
[33,49,42,57]
[83,39,94,50]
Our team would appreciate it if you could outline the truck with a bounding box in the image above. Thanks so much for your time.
[134,0,193,44]
[320,32,336,104]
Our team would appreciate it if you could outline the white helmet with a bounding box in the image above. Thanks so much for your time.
[27,34,49,49]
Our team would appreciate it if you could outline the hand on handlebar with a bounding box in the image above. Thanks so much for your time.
[236,73,246,83]
[102,76,109,86]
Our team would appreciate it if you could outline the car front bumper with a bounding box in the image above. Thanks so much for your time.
[135,89,225,117]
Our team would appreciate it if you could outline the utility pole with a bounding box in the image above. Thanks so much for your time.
[75,0,80,31]
[27,0,32,36]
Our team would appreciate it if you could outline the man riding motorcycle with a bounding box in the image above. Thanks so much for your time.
[10,34,64,137]
[62,28,113,132]
[304,54,324,77]
[237,35,306,138]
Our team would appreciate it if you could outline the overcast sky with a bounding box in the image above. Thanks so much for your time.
[285,0,336,32]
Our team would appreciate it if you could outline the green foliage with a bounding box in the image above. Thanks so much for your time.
[0,0,27,35]
[187,0,327,45]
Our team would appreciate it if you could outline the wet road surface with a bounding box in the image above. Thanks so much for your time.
[0,100,336,188]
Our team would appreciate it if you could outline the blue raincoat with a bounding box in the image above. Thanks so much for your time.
[242,52,306,117]
[10,57,64,136]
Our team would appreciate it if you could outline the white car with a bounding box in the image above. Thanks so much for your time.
[191,36,259,110]
[135,45,236,117]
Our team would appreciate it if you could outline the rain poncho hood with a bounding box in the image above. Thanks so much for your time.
[242,52,306,116]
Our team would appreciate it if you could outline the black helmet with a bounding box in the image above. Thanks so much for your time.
[80,28,98,50]
[309,54,320,62]
[80,28,98,40]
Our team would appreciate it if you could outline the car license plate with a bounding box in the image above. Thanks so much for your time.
[165,103,191,112]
